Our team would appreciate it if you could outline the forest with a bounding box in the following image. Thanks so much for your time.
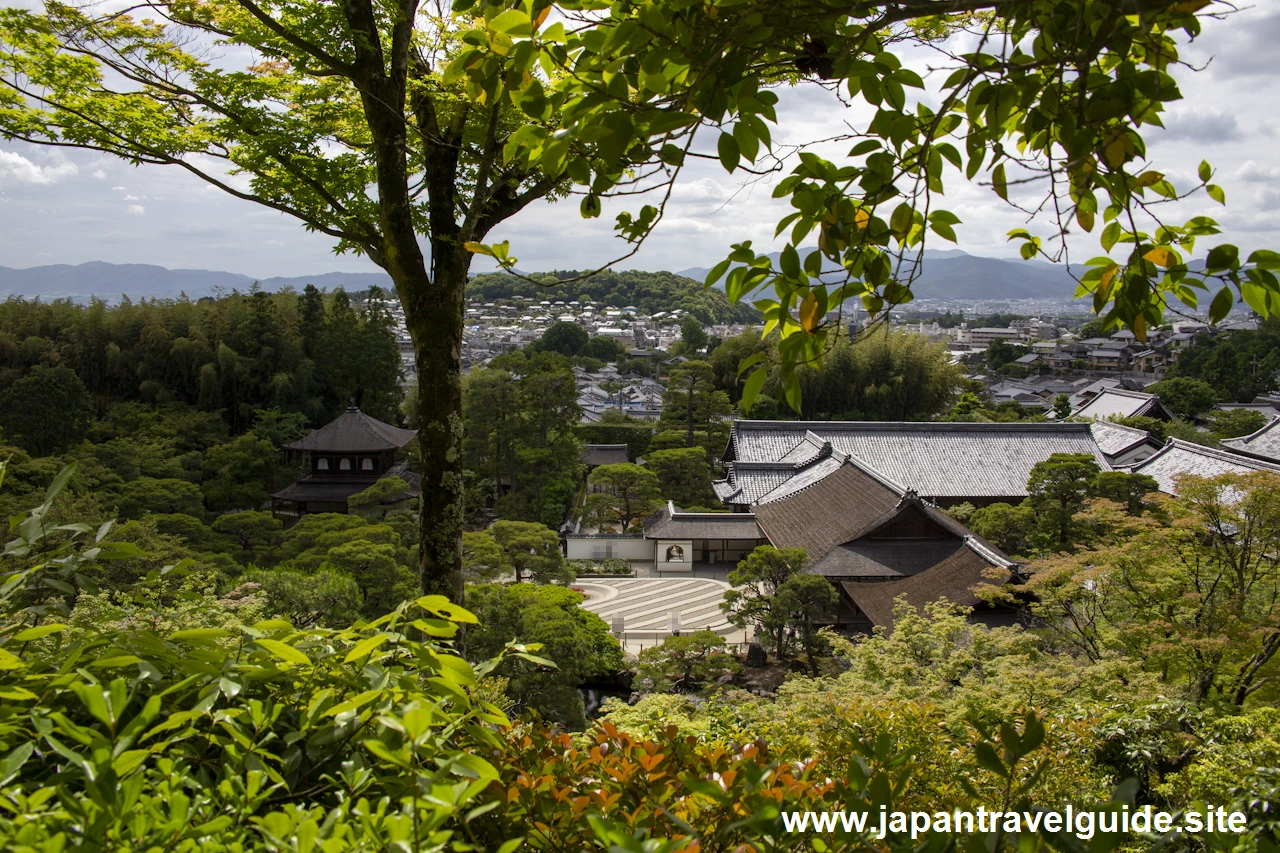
[467,270,761,325]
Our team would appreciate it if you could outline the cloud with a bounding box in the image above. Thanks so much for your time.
[1234,161,1280,183]
[126,204,146,215]
[1256,189,1280,212]
[92,169,106,180]
[111,186,127,191]
[1157,108,1241,143]
[123,194,142,200]
[0,150,79,185]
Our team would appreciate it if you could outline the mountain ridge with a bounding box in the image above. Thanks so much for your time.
[675,248,1085,301]
[2,251,1085,302]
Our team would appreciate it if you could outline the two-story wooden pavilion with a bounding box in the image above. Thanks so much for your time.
[270,405,421,516]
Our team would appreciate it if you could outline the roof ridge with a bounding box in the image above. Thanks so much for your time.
[963,535,1016,569]
[733,419,1095,433]
[1221,414,1280,448]
[1137,438,1280,472]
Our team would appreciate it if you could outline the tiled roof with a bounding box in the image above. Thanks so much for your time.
[725,420,1109,501]
[284,407,417,452]
[642,502,764,540]
[751,462,904,561]
[1220,416,1280,464]
[581,444,630,466]
[1130,439,1280,494]
[813,538,965,578]
[840,540,1019,632]
[1073,388,1171,421]
[1089,420,1157,458]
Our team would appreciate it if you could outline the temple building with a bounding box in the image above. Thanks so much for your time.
[270,405,421,516]
[567,453,1025,635]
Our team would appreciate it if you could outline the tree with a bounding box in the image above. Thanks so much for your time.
[1149,377,1218,419]
[532,322,589,358]
[774,573,838,675]
[1025,473,1280,706]
[708,331,770,404]
[250,408,311,447]
[579,336,625,362]
[212,511,285,566]
[9,0,1275,605]
[584,463,663,532]
[201,434,279,512]
[635,631,741,694]
[348,476,414,519]
[646,447,717,508]
[1113,415,1170,445]
[324,540,417,619]
[464,583,623,728]
[794,332,964,421]
[1053,394,1072,420]
[461,530,509,582]
[1027,453,1102,551]
[0,365,93,456]
[242,566,363,628]
[1165,316,1280,403]
[678,317,708,355]
[1090,471,1159,516]
[986,339,1030,372]
[722,546,809,658]
[489,520,569,585]
[1077,318,1109,340]
[113,477,206,520]
[660,361,731,450]
[1206,408,1268,440]
[968,502,1039,558]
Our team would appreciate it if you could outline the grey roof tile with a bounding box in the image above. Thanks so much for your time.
[1130,439,1280,494]
[1219,416,1280,464]
[727,420,1109,501]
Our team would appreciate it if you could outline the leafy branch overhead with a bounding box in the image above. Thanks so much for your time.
[448,0,1277,410]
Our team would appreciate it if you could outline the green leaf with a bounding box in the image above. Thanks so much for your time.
[344,634,392,664]
[992,163,1008,201]
[740,367,767,413]
[255,639,311,666]
[974,742,1008,778]
[416,595,478,624]
[489,9,531,35]
[705,259,732,289]
[12,624,68,642]
[1207,184,1225,205]
[1101,222,1122,254]
[169,628,233,643]
[1198,159,1212,182]
[1208,286,1234,324]
[717,132,740,173]
[0,743,33,785]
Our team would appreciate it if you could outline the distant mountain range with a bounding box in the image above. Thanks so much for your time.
[677,248,1086,301]
[0,262,395,301]
[3,250,1086,302]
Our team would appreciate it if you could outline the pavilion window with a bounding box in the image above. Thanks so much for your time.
[317,458,330,471]
[339,458,352,471]
[361,458,375,472]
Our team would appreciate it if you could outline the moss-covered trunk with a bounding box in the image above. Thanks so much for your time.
[396,254,466,603]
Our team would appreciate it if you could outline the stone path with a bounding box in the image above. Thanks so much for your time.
[576,577,749,655]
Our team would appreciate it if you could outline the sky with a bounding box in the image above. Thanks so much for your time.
[1,4,1279,280]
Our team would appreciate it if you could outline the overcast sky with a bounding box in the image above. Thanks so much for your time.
[2,4,1278,279]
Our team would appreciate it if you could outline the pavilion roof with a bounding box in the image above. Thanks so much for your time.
[284,407,417,453]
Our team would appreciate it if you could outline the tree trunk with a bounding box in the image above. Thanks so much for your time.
[399,248,467,604]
